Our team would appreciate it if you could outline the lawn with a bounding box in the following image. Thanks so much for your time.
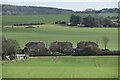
[2,25,118,50]
[2,56,118,78]
[2,13,118,26]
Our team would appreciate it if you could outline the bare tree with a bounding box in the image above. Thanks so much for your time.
[102,36,109,49]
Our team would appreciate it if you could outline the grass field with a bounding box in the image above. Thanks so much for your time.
[2,25,118,50]
[2,56,118,78]
[1,13,119,79]
[0,62,1,79]
[2,13,118,26]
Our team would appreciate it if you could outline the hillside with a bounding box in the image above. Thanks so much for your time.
[1,4,74,15]
[1,4,119,15]
[2,13,118,26]
[3,26,118,50]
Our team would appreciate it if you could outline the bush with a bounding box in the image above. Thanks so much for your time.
[25,55,29,59]
[2,52,7,60]
[9,54,17,60]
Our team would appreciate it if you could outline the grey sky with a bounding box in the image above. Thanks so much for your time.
[1,0,119,11]
[2,0,119,2]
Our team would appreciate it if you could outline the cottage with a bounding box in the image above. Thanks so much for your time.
[25,42,49,55]
[50,41,73,52]
[26,42,45,52]
[77,41,98,49]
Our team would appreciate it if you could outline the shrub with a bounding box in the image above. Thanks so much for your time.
[9,54,17,60]
[25,55,29,59]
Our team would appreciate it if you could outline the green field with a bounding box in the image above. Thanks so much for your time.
[1,13,119,79]
[2,56,118,78]
[2,13,118,26]
[2,25,118,50]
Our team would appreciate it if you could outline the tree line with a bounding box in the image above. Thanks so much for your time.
[69,14,119,27]
[75,8,119,13]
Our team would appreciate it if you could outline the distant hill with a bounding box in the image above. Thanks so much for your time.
[1,4,119,15]
[1,4,74,15]
[75,8,119,14]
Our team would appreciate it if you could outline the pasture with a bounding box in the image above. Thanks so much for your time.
[1,13,119,78]
[2,56,118,78]
[2,13,118,26]
[0,62,1,79]
[2,25,118,50]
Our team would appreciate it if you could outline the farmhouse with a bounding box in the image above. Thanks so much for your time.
[50,41,73,52]
[77,41,98,49]
[25,42,45,51]
[25,42,50,55]
[71,42,99,56]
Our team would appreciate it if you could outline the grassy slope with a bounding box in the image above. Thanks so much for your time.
[2,13,118,26]
[2,56,118,78]
[3,25,118,50]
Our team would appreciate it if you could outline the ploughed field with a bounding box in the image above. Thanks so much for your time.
[2,13,118,26]
[2,56,118,78]
[3,25,118,50]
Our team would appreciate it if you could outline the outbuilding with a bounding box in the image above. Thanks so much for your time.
[16,54,26,60]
